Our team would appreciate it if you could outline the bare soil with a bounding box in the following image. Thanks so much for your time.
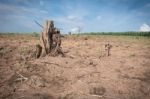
[0,34,150,99]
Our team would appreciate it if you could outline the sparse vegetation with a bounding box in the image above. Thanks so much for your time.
[78,31,150,37]
[1,31,150,37]
[31,32,40,37]
[0,33,150,99]
[129,54,136,57]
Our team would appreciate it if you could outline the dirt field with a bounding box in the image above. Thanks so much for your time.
[0,34,150,99]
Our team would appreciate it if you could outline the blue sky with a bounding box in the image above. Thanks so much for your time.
[0,0,150,33]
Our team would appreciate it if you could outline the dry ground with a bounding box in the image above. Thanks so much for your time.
[0,34,150,99]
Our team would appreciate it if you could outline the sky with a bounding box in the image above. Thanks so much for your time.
[0,0,150,33]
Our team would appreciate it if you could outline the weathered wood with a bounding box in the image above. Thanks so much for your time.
[35,44,42,58]
[36,20,63,58]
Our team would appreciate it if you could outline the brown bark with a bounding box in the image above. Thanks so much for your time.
[36,20,63,58]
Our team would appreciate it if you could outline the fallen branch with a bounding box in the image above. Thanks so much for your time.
[14,72,28,82]
[88,94,122,99]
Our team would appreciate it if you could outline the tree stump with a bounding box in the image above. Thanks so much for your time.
[36,20,63,58]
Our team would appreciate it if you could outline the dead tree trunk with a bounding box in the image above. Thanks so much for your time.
[36,20,63,58]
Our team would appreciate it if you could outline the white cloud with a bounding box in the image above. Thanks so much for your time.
[0,1,87,33]
[96,15,101,20]
[40,10,48,14]
[0,3,49,32]
[44,2,88,33]
[0,3,48,15]
[67,15,77,20]
[16,0,30,4]
[67,15,82,21]
[49,14,84,33]
[70,27,82,33]
[70,27,79,33]
[53,17,77,26]
[139,23,150,32]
